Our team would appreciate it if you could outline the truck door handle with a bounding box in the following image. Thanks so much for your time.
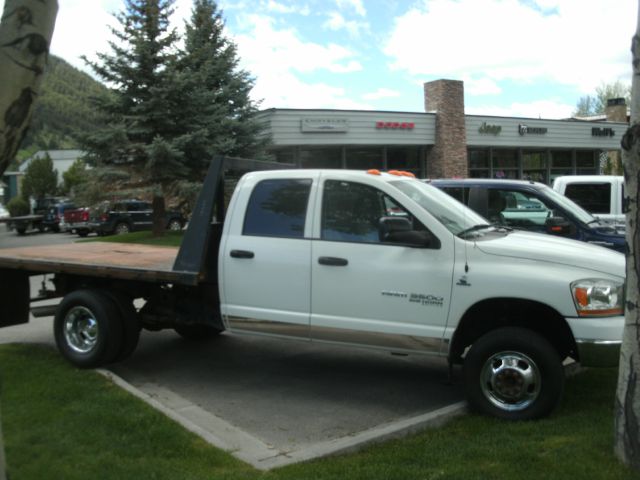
[318,256,348,266]
[230,250,255,259]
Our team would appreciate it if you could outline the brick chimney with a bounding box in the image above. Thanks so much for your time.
[424,79,467,178]
[605,98,627,123]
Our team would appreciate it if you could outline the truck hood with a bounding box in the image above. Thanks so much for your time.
[474,231,625,279]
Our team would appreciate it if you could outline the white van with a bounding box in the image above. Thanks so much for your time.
[552,175,624,228]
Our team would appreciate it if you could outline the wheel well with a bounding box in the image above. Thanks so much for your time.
[449,298,577,364]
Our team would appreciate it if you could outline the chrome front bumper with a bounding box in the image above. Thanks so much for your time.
[575,339,621,367]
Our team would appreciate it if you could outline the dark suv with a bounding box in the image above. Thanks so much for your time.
[89,199,185,236]
[42,201,76,232]
[428,178,625,253]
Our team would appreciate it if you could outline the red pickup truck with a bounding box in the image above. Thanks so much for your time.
[63,207,91,237]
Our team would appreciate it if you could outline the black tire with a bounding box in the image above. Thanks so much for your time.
[174,324,223,340]
[78,230,89,238]
[114,222,130,235]
[463,327,564,420]
[16,227,26,235]
[102,291,141,363]
[54,290,124,368]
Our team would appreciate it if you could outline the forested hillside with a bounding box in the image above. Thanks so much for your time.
[19,55,108,158]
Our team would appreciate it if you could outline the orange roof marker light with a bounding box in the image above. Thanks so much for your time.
[366,169,416,178]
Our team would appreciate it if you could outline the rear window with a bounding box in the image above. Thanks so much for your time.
[243,179,312,238]
[565,183,611,214]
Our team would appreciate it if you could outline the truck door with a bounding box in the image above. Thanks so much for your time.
[219,174,316,339]
[309,177,454,354]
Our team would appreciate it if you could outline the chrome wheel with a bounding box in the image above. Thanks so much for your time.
[480,350,541,412]
[168,220,182,231]
[63,306,99,354]
[115,223,130,235]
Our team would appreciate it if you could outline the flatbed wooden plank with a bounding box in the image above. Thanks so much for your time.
[0,242,197,284]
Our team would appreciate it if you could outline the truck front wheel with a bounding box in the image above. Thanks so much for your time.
[463,327,564,420]
[54,290,124,368]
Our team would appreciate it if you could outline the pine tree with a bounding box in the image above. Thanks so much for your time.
[82,0,181,235]
[173,0,269,200]
[21,153,58,201]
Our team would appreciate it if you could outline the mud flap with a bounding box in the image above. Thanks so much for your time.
[0,269,30,327]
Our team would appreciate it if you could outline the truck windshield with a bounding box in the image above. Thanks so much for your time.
[539,185,595,225]
[389,180,489,235]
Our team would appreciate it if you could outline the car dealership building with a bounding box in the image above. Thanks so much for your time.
[258,79,627,184]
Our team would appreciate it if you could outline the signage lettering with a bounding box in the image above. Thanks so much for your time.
[592,127,615,137]
[301,118,349,133]
[478,122,502,135]
[518,124,548,135]
[376,121,415,130]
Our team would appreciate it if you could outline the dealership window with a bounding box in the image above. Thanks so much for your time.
[387,147,421,176]
[576,151,597,175]
[550,150,573,183]
[522,151,547,183]
[271,148,296,165]
[491,149,518,179]
[299,147,343,169]
[468,149,489,178]
[346,147,384,170]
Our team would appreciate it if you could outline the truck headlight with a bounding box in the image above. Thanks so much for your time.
[571,279,624,317]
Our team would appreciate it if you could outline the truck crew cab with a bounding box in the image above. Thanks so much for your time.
[0,158,625,421]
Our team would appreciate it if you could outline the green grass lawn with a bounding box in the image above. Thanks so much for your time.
[0,343,636,480]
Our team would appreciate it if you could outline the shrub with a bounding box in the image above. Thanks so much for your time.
[7,197,30,217]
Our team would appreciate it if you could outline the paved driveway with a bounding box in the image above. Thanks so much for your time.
[0,230,466,469]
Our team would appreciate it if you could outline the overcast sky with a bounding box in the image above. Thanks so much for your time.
[1,0,636,119]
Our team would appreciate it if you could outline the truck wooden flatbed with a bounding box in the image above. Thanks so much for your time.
[0,242,184,284]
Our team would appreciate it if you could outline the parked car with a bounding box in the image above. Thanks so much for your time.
[63,206,92,237]
[42,201,76,232]
[552,175,624,228]
[428,178,625,253]
[89,199,185,235]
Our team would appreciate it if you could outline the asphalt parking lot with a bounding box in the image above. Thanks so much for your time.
[0,228,466,469]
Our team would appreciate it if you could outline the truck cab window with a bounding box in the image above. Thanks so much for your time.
[243,179,312,238]
[565,183,611,214]
[321,180,425,244]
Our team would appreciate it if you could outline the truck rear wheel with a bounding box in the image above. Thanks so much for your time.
[103,291,141,363]
[463,327,564,420]
[54,290,124,368]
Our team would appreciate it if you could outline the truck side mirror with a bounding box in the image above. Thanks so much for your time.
[378,216,439,248]
[545,216,574,236]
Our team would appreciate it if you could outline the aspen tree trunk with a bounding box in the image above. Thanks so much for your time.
[615,2,640,471]
[0,0,58,176]
[0,3,58,477]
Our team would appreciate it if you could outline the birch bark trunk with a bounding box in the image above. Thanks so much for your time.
[615,1,640,471]
[0,3,58,477]
[0,0,58,176]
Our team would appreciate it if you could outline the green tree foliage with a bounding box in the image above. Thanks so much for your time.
[20,153,58,200]
[82,0,270,229]
[177,0,269,168]
[6,196,29,217]
[61,158,88,196]
[574,81,631,117]
[21,55,109,152]
[82,0,180,234]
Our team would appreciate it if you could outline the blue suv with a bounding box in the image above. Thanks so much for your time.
[428,178,625,253]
